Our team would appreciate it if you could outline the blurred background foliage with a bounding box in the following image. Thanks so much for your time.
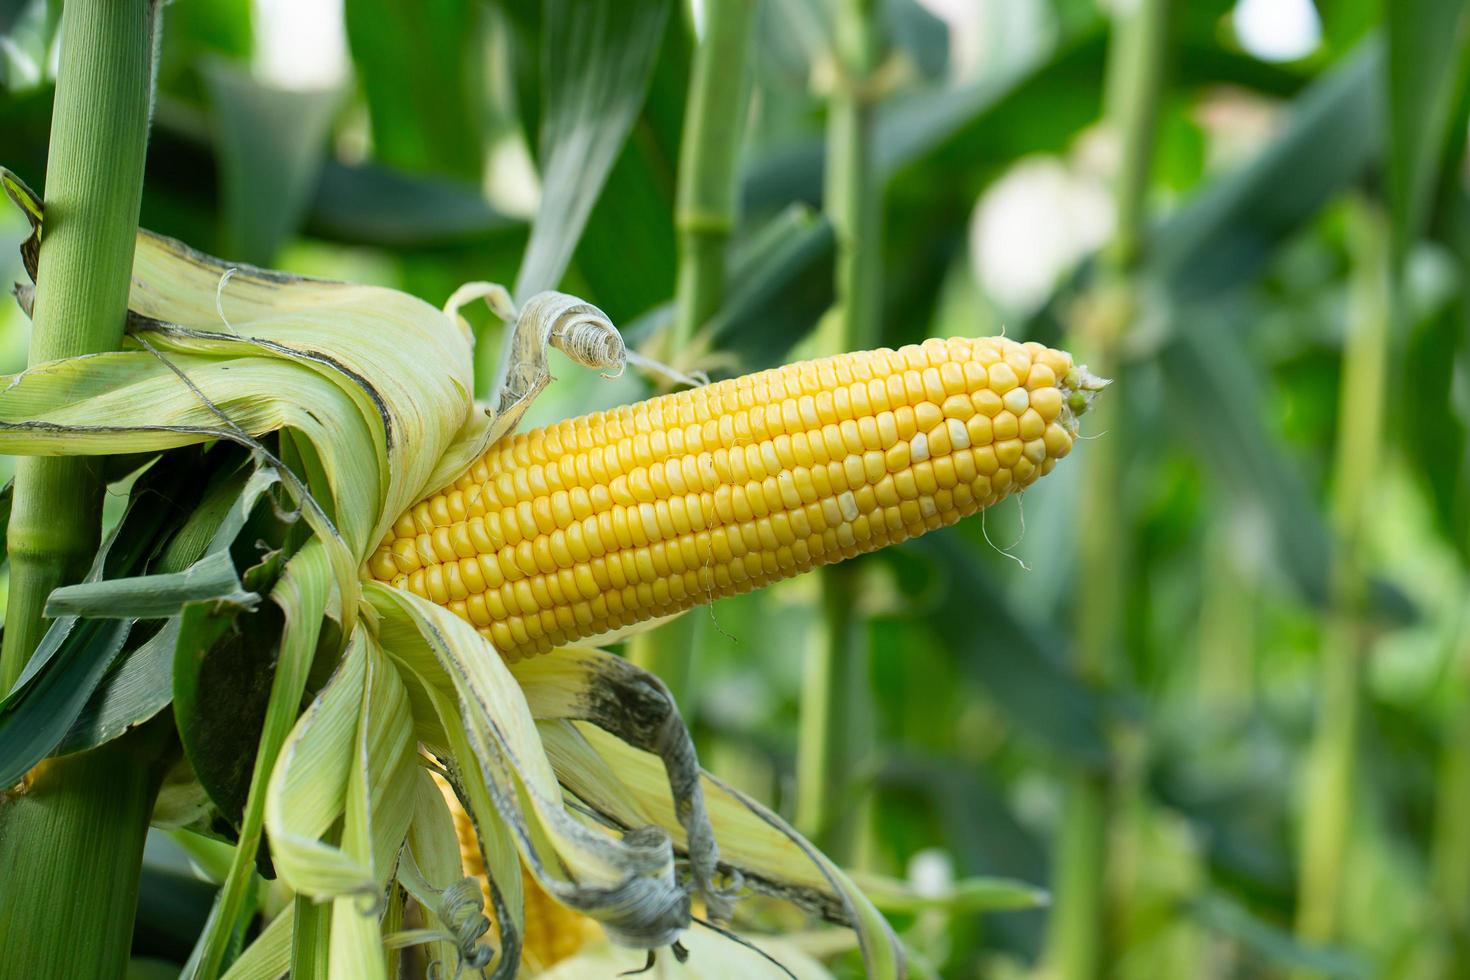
[4,0,1470,976]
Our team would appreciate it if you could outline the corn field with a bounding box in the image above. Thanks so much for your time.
[0,0,1467,978]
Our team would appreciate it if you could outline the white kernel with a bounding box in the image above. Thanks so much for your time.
[947,418,970,450]
[910,433,930,462]
[838,490,860,522]
[920,497,938,518]
[1002,387,1030,415]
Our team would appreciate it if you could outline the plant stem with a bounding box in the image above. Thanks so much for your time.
[1293,200,1390,961]
[1,0,157,691]
[0,0,159,973]
[672,0,757,347]
[0,721,172,977]
[796,0,882,858]
[1430,614,1470,973]
[1046,0,1169,975]
[629,0,757,706]
[813,0,882,356]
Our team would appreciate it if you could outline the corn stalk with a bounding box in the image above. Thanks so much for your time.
[0,0,160,974]
[1047,0,1170,975]
[1431,614,1470,973]
[1293,200,1390,960]
[795,0,883,859]
[629,0,758,706]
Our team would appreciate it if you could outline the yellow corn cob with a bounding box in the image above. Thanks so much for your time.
[367,336,1103,661]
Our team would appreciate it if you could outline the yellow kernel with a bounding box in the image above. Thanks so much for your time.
[972,389,1003,417]
[927,423,952,458]
[1019,408,1045,441]
[915,402,943,432]
[873,475,900,507]
[988,362,1019,394]
[939,360,966,396]
[941,394,974,421]
[1005,350,1031,384]
[886,441,911,472]
[1026,363,1056,390]
[895,405,917,439]
[1030,387,1063,422]
[932,456,958,489]
[995,439,1023,467]
[922,367,947,404]
[864,451,887,484]
[1044,423,1073,458]
[368,549,396,580]
[913,461,938,496]
[973,445,998,475]
[966,414,994,447]
[993,412,1019,441]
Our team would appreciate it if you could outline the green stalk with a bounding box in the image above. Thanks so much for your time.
[1430,614,1470,975]
[0,723,172,978]
[1045,1,1169,975]
[1293,200,1390,960]
[629,0,758,706]
[1,0,157,690]
[1196,513,1257,716]
[795,0,882,857]
[0,1,159,975]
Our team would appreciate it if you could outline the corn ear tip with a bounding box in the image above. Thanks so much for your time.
[1061,363,1108,428]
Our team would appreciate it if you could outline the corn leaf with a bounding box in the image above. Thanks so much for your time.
[219,906,293,980]
[204,61,341,266]
[55,617,176,754]
[845,871,1048,915]
[886,534,1111,767]
[343,0,484,181]
[537,720,905,980]
[186,541,333,980]
[512,0,670,301]
[403,769,475,976]
[1384,0,1470,259]
[367,582,698,951]
[265,632,374,897]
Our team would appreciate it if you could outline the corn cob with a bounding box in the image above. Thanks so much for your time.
[367,337,1103,661]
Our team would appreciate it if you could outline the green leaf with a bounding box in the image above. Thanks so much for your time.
[306,161,523,249]
[512,0,672,300]
[1385,0,1470,258]
[885,533,1112,766]
[0,451,212,786]
[185,541,332,980]
[623,205,836,372]
[1192,893,1367,976]
[707,205,836,370]
[1153,41,1383,301]
[174,595,286,829]
[847,870,1049,914]
[204,61,341,266]
[47,548,257,620]
[55,618,177,755]
[0,617,133,787]
[0,0,61,93]
[570,8,690,323]
[344,0,484,180]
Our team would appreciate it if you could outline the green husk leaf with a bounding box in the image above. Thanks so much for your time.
[367,581,697,951]
[535,718,904,980]
[219,905,293,980]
